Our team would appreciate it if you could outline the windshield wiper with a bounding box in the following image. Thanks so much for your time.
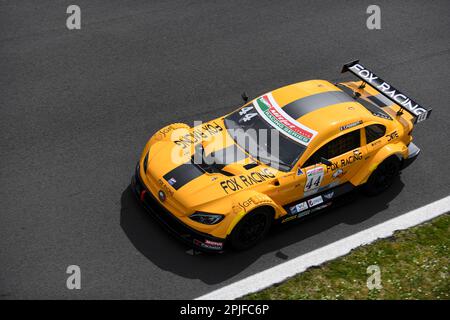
[255,155,290,171]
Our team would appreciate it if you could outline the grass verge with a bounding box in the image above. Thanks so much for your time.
[243,214,449,300]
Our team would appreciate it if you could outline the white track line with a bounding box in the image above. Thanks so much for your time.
[196,195,450,300]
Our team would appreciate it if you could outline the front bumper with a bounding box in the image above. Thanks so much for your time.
[130,164,225,253]
[402,142,420,169]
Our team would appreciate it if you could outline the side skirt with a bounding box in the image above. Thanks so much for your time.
[277,182,355,224]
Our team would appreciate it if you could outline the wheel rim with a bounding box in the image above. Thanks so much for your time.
[238,213,267,245]
[374,162,397,190]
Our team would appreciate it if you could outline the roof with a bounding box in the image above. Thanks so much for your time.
[269,80,376,138]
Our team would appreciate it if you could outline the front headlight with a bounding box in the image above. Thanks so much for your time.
[189,212,224,225]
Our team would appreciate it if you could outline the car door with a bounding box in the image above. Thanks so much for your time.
[299,128,367,197]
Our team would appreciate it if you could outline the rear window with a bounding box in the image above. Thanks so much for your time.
[365,124,386,143]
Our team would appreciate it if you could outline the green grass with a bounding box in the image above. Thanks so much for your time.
[244,214,450,300]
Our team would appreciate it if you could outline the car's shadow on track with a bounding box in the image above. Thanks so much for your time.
[120,178,404,285]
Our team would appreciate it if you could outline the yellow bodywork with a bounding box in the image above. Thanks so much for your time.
[136,79,416,240]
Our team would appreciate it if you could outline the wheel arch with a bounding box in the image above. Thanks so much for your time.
[226,193,280,236]
[350,142,407,186]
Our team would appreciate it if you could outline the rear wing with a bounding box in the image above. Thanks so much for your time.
[341,60,432,123]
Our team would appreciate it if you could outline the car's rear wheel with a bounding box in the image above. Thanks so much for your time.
[363,156,400,196]
[229,207,273,251]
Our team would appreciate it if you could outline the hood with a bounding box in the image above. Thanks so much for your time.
[143,119,279,213]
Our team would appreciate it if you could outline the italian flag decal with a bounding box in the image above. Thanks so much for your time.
[254,93,317,145]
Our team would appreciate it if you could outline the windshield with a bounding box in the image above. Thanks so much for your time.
[224,104,307,171]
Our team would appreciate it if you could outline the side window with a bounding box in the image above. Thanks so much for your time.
[365,124,386,144]
[302,129,361,167]
[302,145,328,168]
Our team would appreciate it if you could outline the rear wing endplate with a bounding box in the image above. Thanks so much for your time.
[341,60,432,123]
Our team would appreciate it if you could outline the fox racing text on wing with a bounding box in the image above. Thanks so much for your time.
[348,63,428,117]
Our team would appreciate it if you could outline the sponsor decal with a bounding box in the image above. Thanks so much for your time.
[347,63,428,118]
[253,93,317,146]
[304,167,324,192]
[237,198,253,212]
[283,196,332,223]
[307,195,324,207]
[354,149,363,158]
[297,209,311,218]
[310,202,332,213]
[167,177,177,186]
[158,179,174,197]
[281,215,298,223]
[371,140,382,147]
[156,125,175,139]
[323,191,334,200]
[220,177,242,194]
[386,130,399,142]
[220,168,276,194]
[416,112,429,123]
[332,168,344,178]
[340,120,363,131]
[204,239,223,249]
[174,121,223,149]
[289,201,309,215]
[325,149,363,173]
[371,111,392,120]
[282,210,312,223]
[193,239,224,250]
[231,204,242,214]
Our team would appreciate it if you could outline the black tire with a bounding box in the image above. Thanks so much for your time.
[363,156,400,196]
[229,207,273,251]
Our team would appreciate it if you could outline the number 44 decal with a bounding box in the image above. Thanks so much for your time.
[304,167,324,191]
[239,106,258,122]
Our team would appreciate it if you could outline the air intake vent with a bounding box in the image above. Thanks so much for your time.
[243,162,258,170]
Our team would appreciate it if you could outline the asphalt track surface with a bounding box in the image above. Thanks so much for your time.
[1,1,449,299]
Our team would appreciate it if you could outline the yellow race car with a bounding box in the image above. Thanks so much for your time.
[131,60,431,252]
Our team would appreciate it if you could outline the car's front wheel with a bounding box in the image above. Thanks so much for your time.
[363,156,401,196]
[229,207,273,251]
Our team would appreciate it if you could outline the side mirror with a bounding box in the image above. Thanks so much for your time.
[241,92,249,102]
[320,157,333,166]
